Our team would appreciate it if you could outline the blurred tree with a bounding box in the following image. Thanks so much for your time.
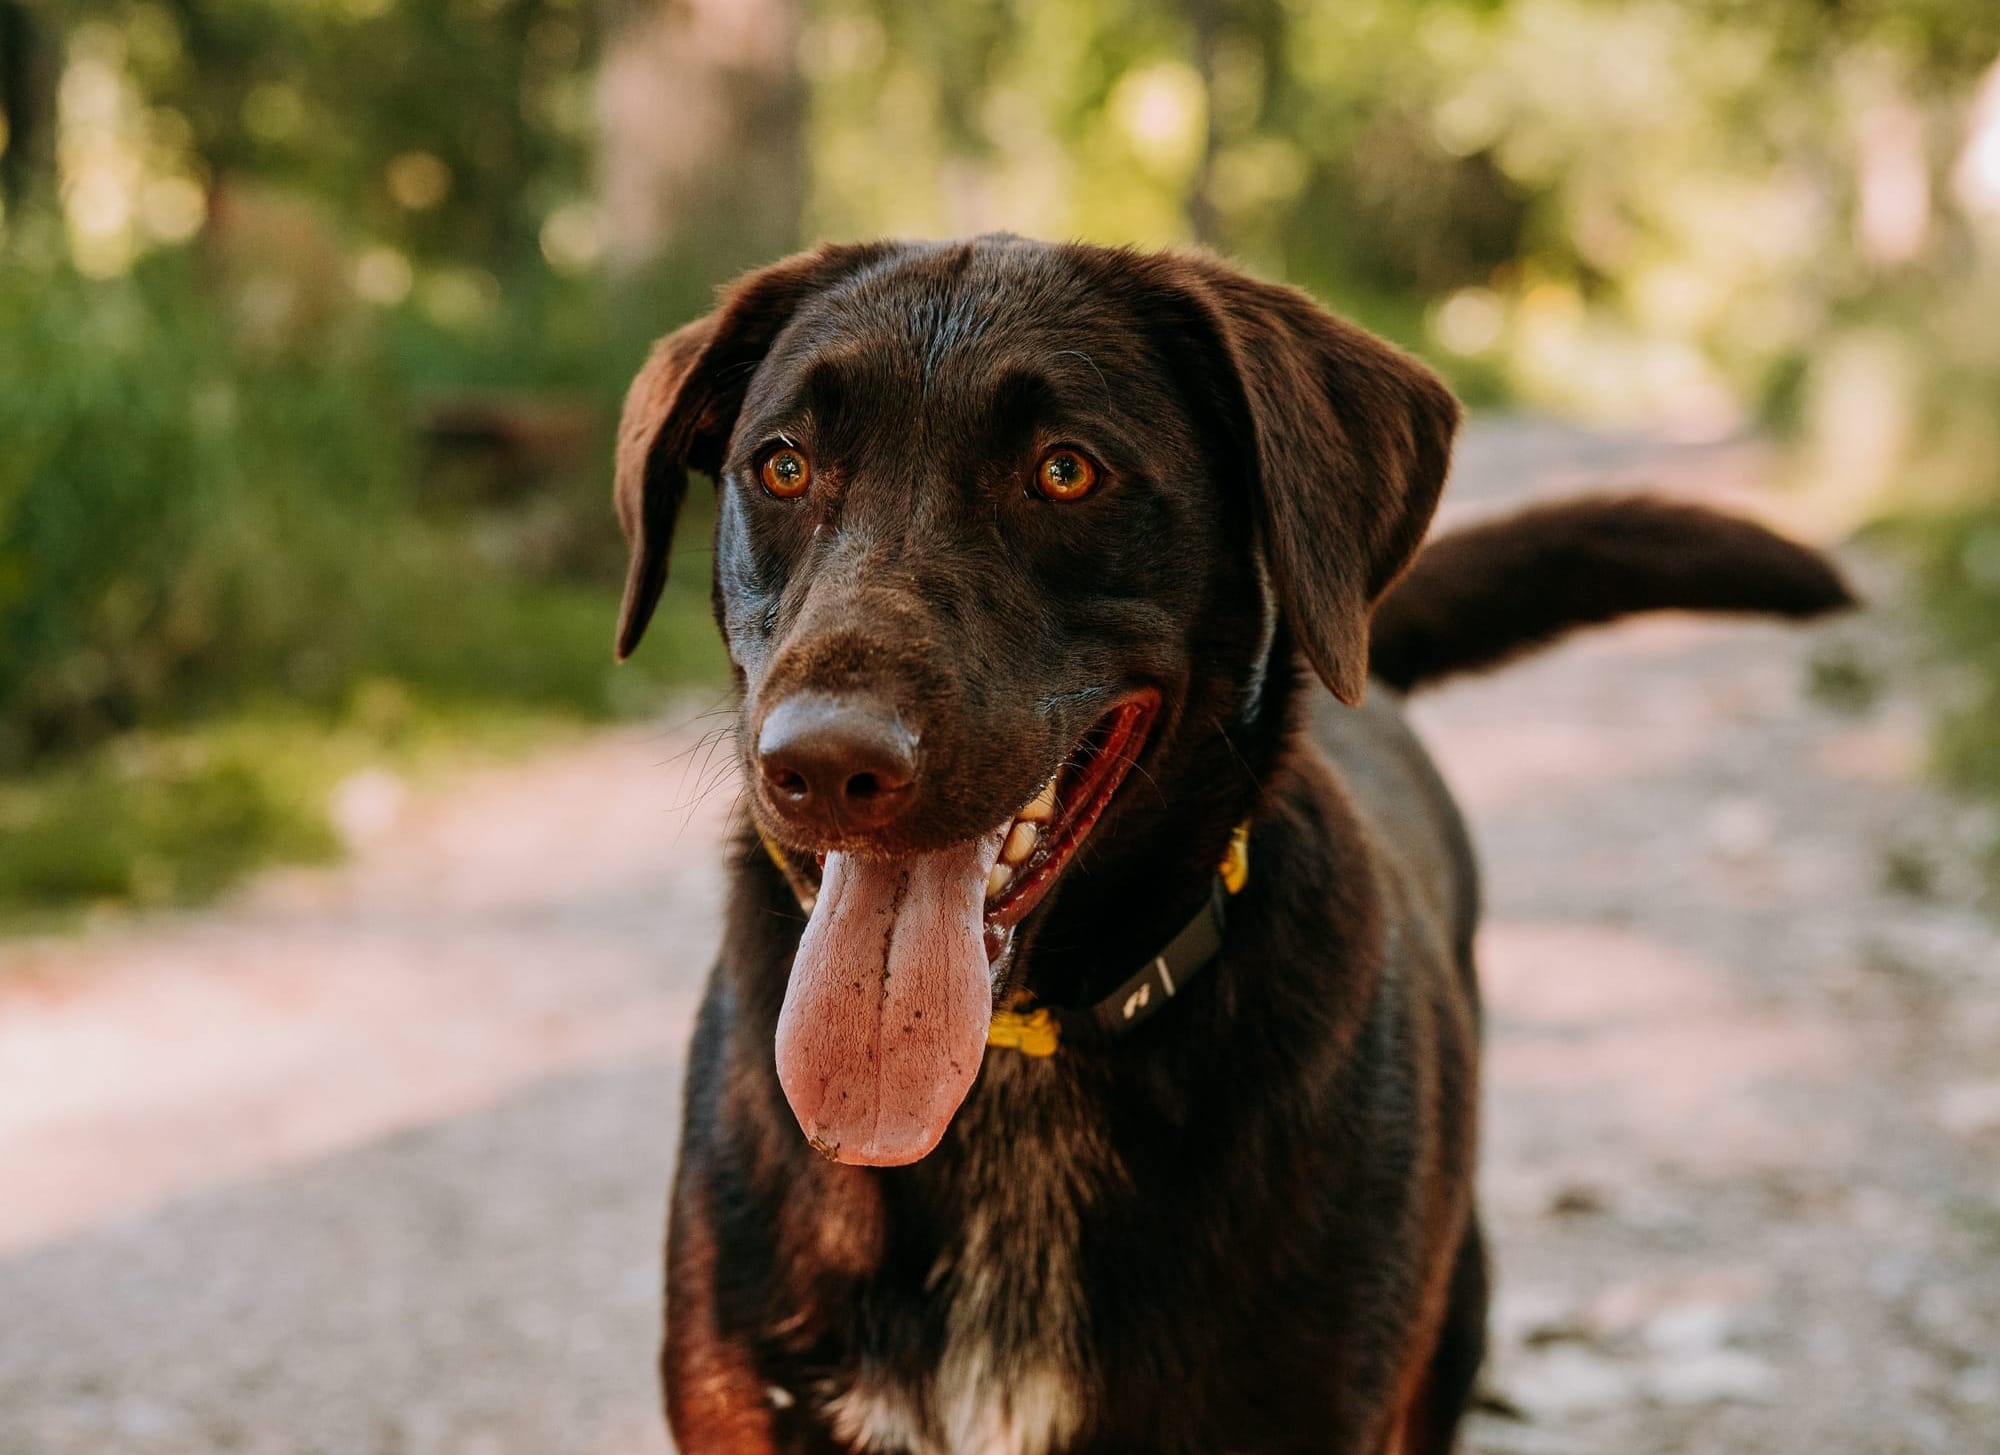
[598,0,805,293]
[1180,0,1257,248]
[39,0,600,277]
[0,0,57,212]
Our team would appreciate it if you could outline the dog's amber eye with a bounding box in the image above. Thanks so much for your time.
[760,447,812,499]
[1034,448,1097,501]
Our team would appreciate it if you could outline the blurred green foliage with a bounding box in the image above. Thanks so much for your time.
[3,0,2000,917]
[0,245,719,757]
[0,692,652,926]
[0,248,400,761]
[1915,508,2000,879]
[39,0,594,270]
[0,238,728,919]
[0,715,342,920]
[0,236,718,920]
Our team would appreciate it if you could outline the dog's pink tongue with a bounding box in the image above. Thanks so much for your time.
[775,834,1001,1166]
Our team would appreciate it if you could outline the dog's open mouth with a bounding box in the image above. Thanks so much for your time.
[774,692,1158,1168]
[981,693,1158,947]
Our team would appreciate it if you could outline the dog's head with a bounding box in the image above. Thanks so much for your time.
[616,236,1457,1165]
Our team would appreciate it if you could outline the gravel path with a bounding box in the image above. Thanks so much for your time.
[3,420,1997,1455]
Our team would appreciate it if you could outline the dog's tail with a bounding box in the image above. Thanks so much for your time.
[1369,494,1855,694]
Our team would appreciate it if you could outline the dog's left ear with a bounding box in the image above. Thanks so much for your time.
[1158,255,1460,705]
[614,242,896,660]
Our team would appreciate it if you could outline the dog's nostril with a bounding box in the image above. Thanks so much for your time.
[771,767,810,799]
[846,772,884,802]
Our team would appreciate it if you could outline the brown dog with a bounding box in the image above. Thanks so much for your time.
[612,236,1850,1454]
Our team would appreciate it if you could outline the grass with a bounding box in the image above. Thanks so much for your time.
[0,696,595,931]
[1903,508,2000,895]
[0,724,342,921]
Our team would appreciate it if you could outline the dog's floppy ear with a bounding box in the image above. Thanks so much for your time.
[1161,256,1460,704]
[614,242,893,660]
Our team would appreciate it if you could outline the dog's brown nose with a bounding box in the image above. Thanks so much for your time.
[757,693,918,834]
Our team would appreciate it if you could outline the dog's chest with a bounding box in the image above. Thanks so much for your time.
[819,1091,1106,1455]
[824,1208,1086,1455]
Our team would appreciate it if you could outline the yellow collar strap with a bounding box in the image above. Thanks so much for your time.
[759,833,820,913]
[759,821,1251,1059]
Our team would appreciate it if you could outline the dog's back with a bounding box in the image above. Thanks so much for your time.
[1308,492,1854,1009]
[1310,691,1481,982]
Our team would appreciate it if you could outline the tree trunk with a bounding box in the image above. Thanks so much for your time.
[0,0,57,215]
[597,0,806,291]
[1184,0,1224,248]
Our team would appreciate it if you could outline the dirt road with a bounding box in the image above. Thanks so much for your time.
[3,421,1996,1454]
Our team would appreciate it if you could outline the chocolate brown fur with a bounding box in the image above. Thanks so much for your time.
[616,236,1851,1454]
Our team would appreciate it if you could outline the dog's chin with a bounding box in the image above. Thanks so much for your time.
[769,692,1159,1167]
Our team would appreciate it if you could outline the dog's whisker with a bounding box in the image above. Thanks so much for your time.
[655,723,738,773]
[667,755,745,818]
[684,725,738,784]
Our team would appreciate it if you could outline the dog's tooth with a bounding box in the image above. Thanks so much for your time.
[986,863,1014,900]
[1020,778,1058,822]
[1002,820,1038,866]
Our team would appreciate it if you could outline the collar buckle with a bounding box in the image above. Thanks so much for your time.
[986,1006,1061,1057]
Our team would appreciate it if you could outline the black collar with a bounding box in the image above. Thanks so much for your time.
[987,873,1231,1055]
[987,819,1249,1057]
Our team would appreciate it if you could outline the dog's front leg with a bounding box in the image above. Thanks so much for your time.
[663,1167,785,1455]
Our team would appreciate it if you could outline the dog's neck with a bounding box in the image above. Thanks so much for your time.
[1013,642,1303,1013]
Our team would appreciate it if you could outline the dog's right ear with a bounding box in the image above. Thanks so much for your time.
[614,243,893,660]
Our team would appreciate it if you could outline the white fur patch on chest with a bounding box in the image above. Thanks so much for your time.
[829,1361,1082,1455]
[824,1207,1088,1455]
